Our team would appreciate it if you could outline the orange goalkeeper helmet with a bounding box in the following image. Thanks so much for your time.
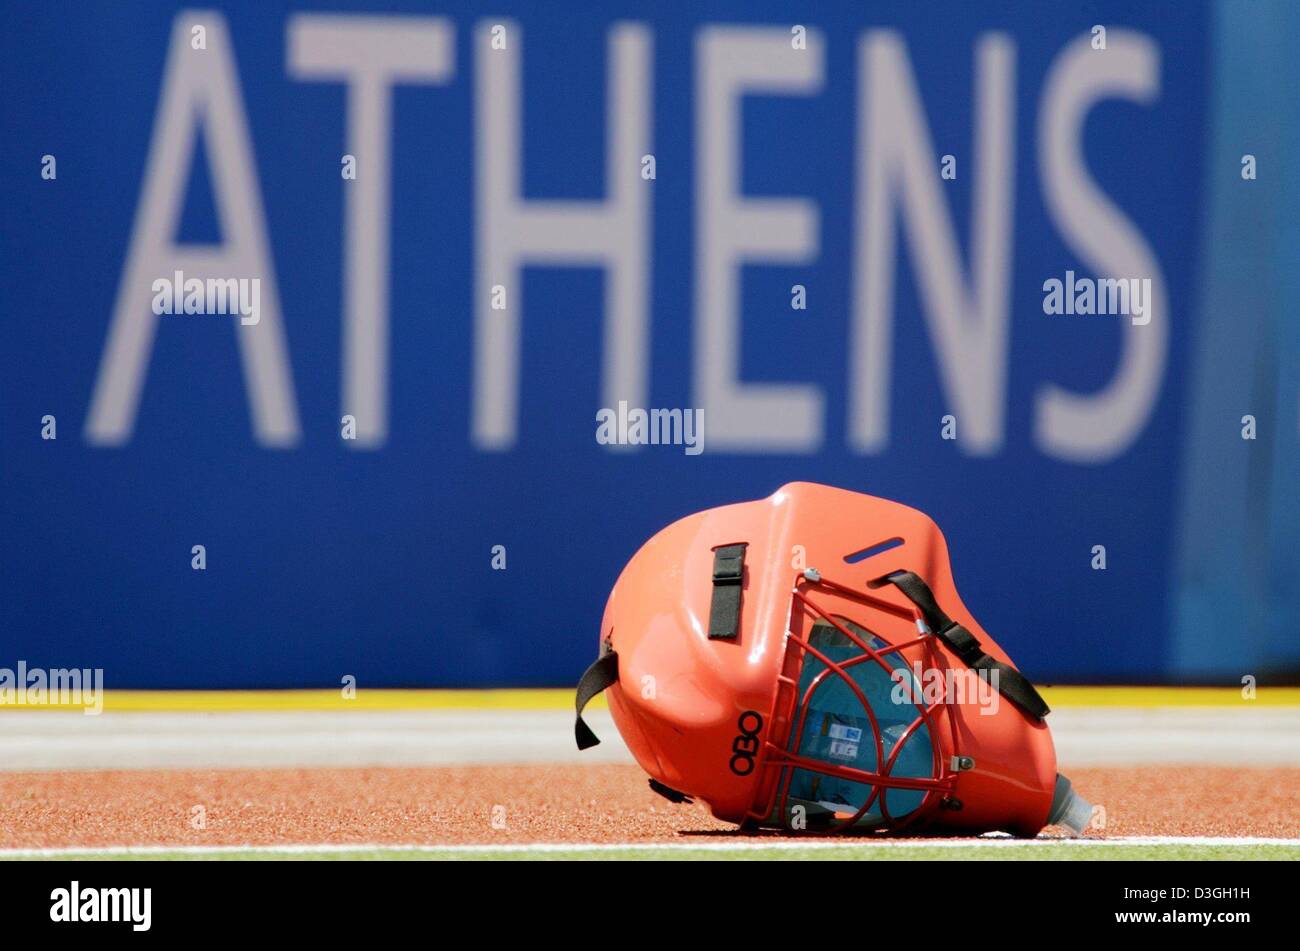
[574,482,1091,837]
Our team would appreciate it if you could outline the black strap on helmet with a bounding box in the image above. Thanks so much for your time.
[708,543,747,639]
[574,646,619,750]
[648,778,693,804]
[870,570,1050,720]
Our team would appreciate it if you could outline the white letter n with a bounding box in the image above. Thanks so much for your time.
[851,31,1015,455]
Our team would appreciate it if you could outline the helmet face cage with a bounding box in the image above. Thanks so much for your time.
[746,569,962,834]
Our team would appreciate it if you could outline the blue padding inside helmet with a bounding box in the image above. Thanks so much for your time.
[785,618,933,826]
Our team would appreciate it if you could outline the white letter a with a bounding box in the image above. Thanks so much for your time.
[86,12,299,446]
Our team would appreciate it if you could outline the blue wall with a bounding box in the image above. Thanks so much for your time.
[1,2,1292,687]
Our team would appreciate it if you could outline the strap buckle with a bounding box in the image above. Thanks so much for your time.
[937,621,982,664]
[712,549,744,584]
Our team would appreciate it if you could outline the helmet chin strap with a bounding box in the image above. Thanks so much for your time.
[868,570,1051,721]
[574,643,618,750]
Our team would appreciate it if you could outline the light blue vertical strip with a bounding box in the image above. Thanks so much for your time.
[1173,0,1300,679]
[1263,0,1300,675]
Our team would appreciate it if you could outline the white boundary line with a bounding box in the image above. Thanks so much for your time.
[2,836,1298,858]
